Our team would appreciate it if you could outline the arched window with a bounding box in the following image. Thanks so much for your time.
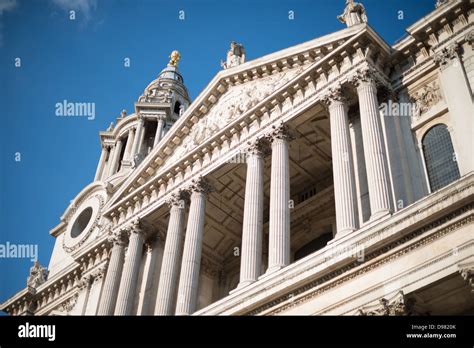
[422,124,460,192]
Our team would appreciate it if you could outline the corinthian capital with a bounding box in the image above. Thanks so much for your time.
[188,177,212,195]
[321,85,347,106]
[107,229,127,247]
[166,190,189,209]
[127,218,153,238]
[246,138,270,157]
[266,123,294,142]
[350,67,378,87]
[433,43,461,68]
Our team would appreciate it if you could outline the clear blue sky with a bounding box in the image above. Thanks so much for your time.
[0,0,435,305]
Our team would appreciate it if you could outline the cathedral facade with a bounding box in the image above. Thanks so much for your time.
[2,0,474,316]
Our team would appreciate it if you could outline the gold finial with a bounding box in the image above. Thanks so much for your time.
[168,50,181,67]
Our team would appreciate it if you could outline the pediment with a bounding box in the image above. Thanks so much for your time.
[105,24,373,212]
[167,65,307,163]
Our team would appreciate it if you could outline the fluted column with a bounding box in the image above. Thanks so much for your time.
[324,88,358,237]
[131,116,145,158]
[94,145,108,181]
[175,178,210,315]
[353,68,392,220]
[122,128,135,163]
[114,221,146,315]
[108,139,123,177]
[155,192,188,315]
[238,140,265,287]
[97,231,126,315]
[154,114,166,147]
[266,124,291,275]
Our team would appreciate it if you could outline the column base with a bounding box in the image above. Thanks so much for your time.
[329,227,357,243]
[260,265,285,279]
[229,280,256,294]
[369,209,391,222]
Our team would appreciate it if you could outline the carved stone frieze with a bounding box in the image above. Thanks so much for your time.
[357,291,416,316]
[410,80,443,119]
[168,67,305,162]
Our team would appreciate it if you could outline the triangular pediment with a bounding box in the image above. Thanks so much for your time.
[105,24,376,213]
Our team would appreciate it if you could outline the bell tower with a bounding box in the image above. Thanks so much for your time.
[133,50,191,165]
[93,51,191,182]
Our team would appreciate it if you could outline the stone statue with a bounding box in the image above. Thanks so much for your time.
[107,122,114,132]
[337,0,368,28]
[179,104,185,116]
[435,0,450,8]
[27,261,48,288]
[168,50,181,67]
[221,41,246,69]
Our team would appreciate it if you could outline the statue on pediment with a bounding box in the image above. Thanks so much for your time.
[221,41,246,69]
[338,0,368,28]
[27,261,48,288]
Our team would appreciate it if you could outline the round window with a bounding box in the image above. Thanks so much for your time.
[70,207,93,238]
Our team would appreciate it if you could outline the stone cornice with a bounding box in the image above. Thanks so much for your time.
[391,2,473,88]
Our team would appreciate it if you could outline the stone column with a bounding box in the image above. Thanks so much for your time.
[353,68,392,220]
[324,87,358,237]
[131,116,145,158]
[175,178,209,315]
[114,221,146,315]
[434,43,474,175]
[136,236,160,315]
[94,145,108,181]
[155,192,187,315]
[154,114,166,148]
[238,140,265,287]
[122,128,135,163]
[97,231,126,315]
[266,124,291,275]
[108,139,124,177]
[104,144,116,178]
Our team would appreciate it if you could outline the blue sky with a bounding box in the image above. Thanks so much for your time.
[0,0,435,305]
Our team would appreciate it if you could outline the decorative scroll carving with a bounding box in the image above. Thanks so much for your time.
[410,81,443,118]
[63,194,105,253]
[357,291,416,316]
[56,293,78,313]
[27,261,48,288]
